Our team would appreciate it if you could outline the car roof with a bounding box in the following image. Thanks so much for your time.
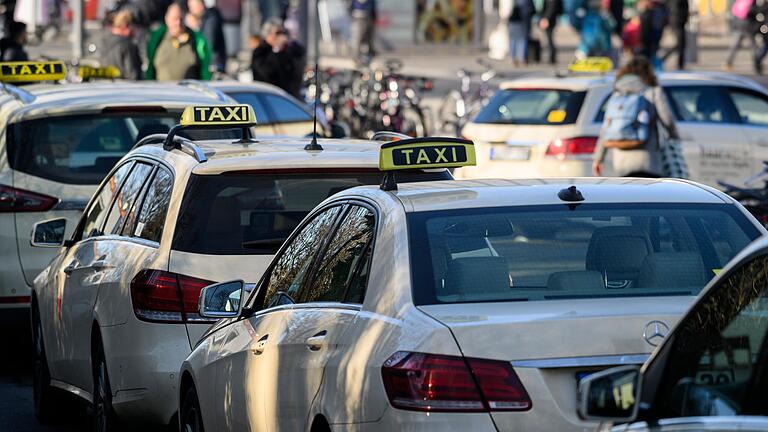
[1,81,226,121]
[338,178,731,212]
[206,80,291,96]
[135,137,383,174]
[499,71,765,92]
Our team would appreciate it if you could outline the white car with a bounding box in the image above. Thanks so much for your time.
[460,71,768,188]
[179,138,765,432]
[0,61,236,318]
[29,106,451,429]
[578,235,768,430]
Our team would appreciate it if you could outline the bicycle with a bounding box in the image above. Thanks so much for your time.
[437,59,497,137]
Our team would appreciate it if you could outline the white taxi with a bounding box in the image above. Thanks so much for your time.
[0,61,235,318]
[460,70,768,188]
[179,139,765,432]
[29,106,451,429]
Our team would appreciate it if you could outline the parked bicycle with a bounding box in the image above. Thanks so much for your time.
[437,58,497,137]
[719,161,768,226]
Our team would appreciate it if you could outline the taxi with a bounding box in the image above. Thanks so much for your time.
[179,141,766,432]
[0,61,235,318]
[459,58,768,189]
[28,105,451,429]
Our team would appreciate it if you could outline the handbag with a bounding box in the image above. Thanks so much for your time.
[660,137,689,179]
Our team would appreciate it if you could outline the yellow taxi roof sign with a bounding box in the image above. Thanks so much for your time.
[379,137,476,171]
[568,57,614,73]
[78,65,121,80]
[180,104,256,126]
[0,61,67,83]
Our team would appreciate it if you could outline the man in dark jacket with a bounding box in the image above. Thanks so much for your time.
[186,0,227,73]
[251,19,306,98]
[539,0,563,64]
[666,0,689,69]
[0,21,29,61]
[101,9,143,80]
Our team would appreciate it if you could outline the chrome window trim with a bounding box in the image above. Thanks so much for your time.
[511,354,649,369]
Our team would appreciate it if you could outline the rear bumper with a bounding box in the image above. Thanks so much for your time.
[331,408,498,431]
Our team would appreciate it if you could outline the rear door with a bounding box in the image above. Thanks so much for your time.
[723,87,768,178]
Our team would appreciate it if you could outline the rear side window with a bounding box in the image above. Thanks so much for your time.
[134,167,173,243]
[7,113,179,185]
[664,86,738,123]
[228,92,272,124]
[473,89,585,125]
[81,161,134,239]
[408,203,760,305]
[173,171,450,256]
[103,162,153,235]
[261,94,312,123]
[728,88,768,126]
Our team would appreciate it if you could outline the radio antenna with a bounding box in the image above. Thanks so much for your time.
[304,61,323,151]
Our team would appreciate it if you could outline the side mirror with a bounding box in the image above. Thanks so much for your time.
[577,365,641,422]
[199,280,245,319]
[30,218,67,248]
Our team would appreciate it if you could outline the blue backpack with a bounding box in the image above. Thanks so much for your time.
[602,91,654,149]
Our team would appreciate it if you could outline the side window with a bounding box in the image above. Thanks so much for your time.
[665,86,735,123]
[302,205,376,304]
[81,161,134,239]
[134,167,173,243]
[261,206,342,308]
[103,162,153,235]
[229,92,272,124]
[262,94,312,123]
[729,88,768,126]
[658,254,768,417]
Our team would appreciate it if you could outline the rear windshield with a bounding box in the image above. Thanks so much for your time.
[408,203,760,305]
[173,170,452,255]
[473,89,585,125]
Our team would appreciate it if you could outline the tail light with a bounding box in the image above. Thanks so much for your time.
[545,136,598,159]
[130,270,214,323]
[381,351,532,412]
[0,185,58,213]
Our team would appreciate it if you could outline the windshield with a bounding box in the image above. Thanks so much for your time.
[173,170,452,255]
[473,89,586,125]
[408,203,760,305]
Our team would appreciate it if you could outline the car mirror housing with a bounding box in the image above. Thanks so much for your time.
[577,365,641,422]
[199,280,245,319]
[30,218,67,248]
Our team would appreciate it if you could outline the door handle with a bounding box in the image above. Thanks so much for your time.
[305,331,327,351]
[63,261,78,275]
[251,334,269,355]
[90,260,110,271]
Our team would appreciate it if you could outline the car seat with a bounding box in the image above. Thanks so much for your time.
[586,226,653,288]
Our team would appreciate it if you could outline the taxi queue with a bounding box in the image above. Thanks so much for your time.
[2,60,768,432]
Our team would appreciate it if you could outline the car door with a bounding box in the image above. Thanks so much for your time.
[724,87,768,177]
[645,253,768,419]
[663,85,749,187]
[51,160,134,387]
[273,204,376,431]
[205,205,343,431]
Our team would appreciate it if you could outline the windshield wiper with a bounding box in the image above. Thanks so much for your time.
[241,238,286,250]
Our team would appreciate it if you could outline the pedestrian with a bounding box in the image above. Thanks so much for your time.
[751,0,768,73]
[250,18,306,98]
[576,0,613,58]
[508,0,535,66]
[638,0,668,68]
[539,0,563,64]
[665,0,689,69]
[593,56,682,178]
[186,0,227,74]
[100,9,142,80]
[724,0,755,70]
[145,3,212,81]
[349,0,377,61]
[0,21,28,61]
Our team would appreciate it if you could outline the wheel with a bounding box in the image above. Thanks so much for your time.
[180,386,205,432]
[32,304,62,423]
[92,341,118,432]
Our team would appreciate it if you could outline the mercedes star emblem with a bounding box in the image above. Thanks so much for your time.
[643,320,670,347]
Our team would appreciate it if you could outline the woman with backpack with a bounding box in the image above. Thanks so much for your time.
[592,56,683,178]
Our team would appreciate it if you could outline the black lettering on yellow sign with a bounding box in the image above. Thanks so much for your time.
[0,61,66,82]
[392,145,468,166]
[193,106,250,123]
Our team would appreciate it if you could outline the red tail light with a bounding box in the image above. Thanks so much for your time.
[545,136,598,159]
[130,270,214,323]
[381,351,532,412]
[0,185,58,213]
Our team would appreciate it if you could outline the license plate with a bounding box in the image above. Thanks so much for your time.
[490,146,531,161]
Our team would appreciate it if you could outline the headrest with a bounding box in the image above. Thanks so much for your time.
[547,271,606,291]
[637,252,707,288]
[444,257,509,299]
[586,226,652,274]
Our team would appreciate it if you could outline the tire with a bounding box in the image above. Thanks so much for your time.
[180,386,205,432]
[32,304,62,424]
[92,341,119,432]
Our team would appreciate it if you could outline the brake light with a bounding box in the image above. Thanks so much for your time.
[381,351,531,412]
[545,136,598,159]
[130,270,214,323]
[0,185,58,213]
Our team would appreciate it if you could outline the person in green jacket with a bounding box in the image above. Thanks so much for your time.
[146,2,212,81]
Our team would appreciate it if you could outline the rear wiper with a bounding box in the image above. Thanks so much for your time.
[241,238,286,250]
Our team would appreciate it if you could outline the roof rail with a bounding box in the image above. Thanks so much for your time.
[0,82,35,104]
[371,131,412,142]
[133,133,208,163]
[178,80,233,103]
